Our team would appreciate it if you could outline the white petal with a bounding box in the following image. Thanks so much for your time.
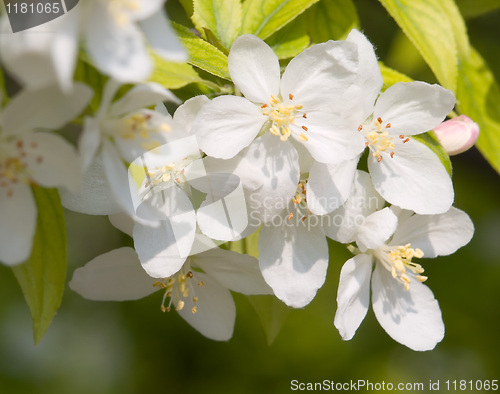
[194,95,266,159]
[101,141,138,217]
[371,264,444,351]
[307,157,358,215]
[334,254,373,340]
[122,0,165,21]
[0,183,36,265]
[196,173,249,241]
[258,219,329,308]
[173,95,210,135]
[193,248,272,295]
[293,111,365,163]
[355,207,398,252]
[20,132,80,192]
[323,170,384,244]
[1,83,92,135]
[140,10,188,62]
[228,35,280,103]
[133,186,196,278]
[280,40,358,111]
[0,10,79,91]
[368,138,454,214]
[239,134,300,222]
[109,83,179,118]
[60,154,122,215]
[346,29,383,120]
[108,212,134,237]
[85,5,151,82]
[79,117,102,171]
[69,247,158,301]
[390,207,474,258]
[176,271,236,341]
[374,81,456,136]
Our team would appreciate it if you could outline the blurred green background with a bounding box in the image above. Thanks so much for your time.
[1,1,499,393]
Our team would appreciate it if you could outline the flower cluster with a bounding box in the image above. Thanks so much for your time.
[0,3,475,350]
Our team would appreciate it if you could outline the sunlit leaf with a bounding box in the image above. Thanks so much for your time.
[11,187,67,345]
[265,17,310,59]
[192,0,242,49]
[303,0,359,42]
[240,0,320,40]
[150,53,204,89]
[378,0,458,91]
[173,22,231,81]
[379,62,413,91]
[456,48,500,174]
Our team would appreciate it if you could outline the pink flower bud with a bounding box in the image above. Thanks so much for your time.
[433,115,479,155]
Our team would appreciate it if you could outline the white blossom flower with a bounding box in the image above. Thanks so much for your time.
[69,246,272,341]
[194,34,364,220]
[331,171,474,350]
[257,177,369,308]
[0,84,92,265]
[61,80,179,217]
[0,0,187,89]
[334,30,456,215]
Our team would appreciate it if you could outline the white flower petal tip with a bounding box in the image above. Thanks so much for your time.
[434,115,479,155]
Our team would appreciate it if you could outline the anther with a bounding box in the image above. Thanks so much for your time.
[302,125,308,131]
[192,306,197,314]
[399,135,405,139]
[303,113,307,119]
[358,125,363,131]
[390,152,395,158]
[287,213,294,220]
[403,138,410,143]
[385,123,391,128]
[198,281,204,287]
[186,271,193,278]
[261,104,268,108]
[377,117,383,124]
[377,156,383,162]
[289,94,294,100]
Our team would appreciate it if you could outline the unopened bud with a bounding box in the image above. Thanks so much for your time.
[433,115,479,155]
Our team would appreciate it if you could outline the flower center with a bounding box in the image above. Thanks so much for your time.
[153,266,204,314]
[287,181,310,222]
[118,112,171,151]
[374,243,426,291]
[0,139,41,198]
[141,156,192,199]
[358,117,409,162]
[108,0,140,26]
[261,94,308,142]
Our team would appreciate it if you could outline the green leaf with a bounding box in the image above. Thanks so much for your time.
[149,53,204,89]
[247,295,290,345]
[379,62,413,91]
[11,187,67,344]
[378,0,458,91]
[303,0,359,42]
[240,0,320,40]
[265,17,310,59]
[192,0,242,49]
[412,131,453,176]
[456,47,500,174]
[456,0,500,18]
[173,22,231,81]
